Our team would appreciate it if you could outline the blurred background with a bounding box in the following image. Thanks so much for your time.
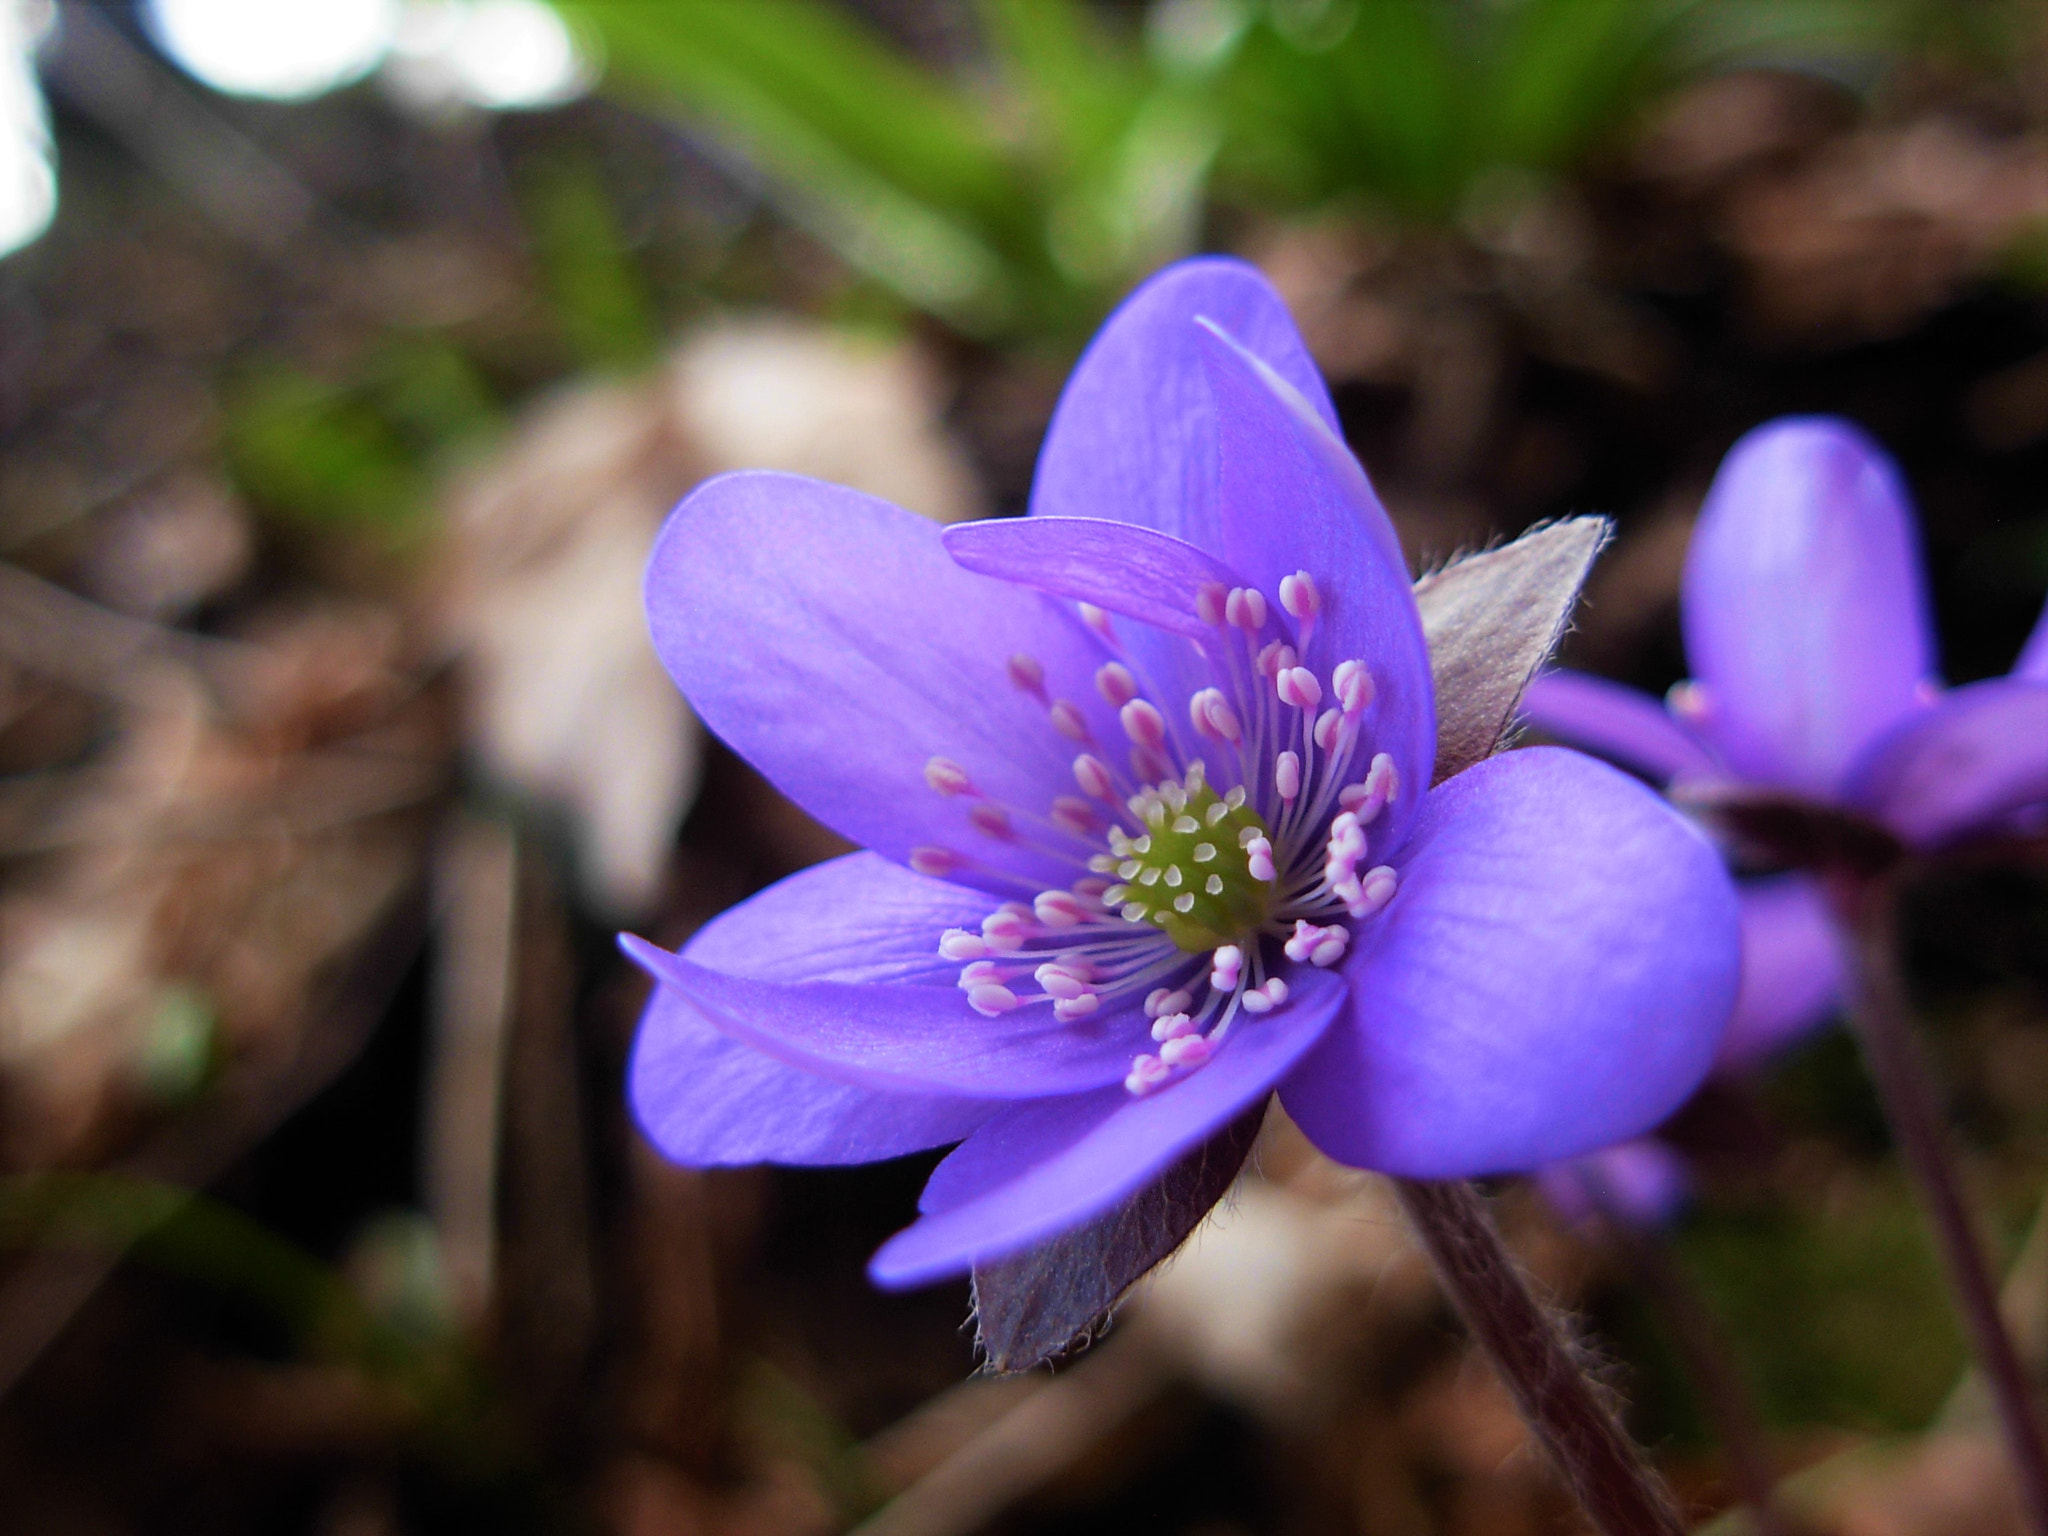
[2,1,2048,1532]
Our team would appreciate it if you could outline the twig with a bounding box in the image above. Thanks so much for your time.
[1394,1177,1689,1536]
[423,815,520,1322]
[1827,870,2048,1536]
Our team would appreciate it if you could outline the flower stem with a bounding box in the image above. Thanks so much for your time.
[1394,1177,1689,1536]
[1826,871,2048,1536]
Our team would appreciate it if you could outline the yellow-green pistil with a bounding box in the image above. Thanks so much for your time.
[1100,771,1273,953]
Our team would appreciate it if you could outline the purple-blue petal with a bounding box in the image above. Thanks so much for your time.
[1846,676,2048,848]
[1278,747,1739,1177]
[942,517,1260,642]
[645,472,1123,896]
[1519,669,1720,784]
[1030,257,1339,552]
[867,969,1344,1288]
[627,853,1010,1163]
[1682,418,1937,796]
[630,986,997,1166]
[1198,323,1436,851]
[1714,875,1844,1073]
[623,935,1145,1099]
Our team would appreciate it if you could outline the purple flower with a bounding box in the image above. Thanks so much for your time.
[1536,1138,1693,1231]
[1524,417,2048,1072]
[623,258,1741,1290]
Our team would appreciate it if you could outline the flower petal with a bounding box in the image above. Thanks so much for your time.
[1713,875,1843,1072]
[942,516,1253,641]
[1846,677,2048,847]
[631,985,996,1165]
[646,472,1123,895]
[1279,747,1739,1176]
[1682,418,1936,795]
[1519,669,1720,784]
[1030,257,1338,551]
[622,935,1144,1099]
[1198,321,1437,849]
[867,968,1344,1288]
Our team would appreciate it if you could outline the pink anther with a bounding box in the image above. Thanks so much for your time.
[1340,753,1397,824]
[1006,653,1046,702]
[1666,679,1710,724]
[1195,582,1228,626]
[1279,571,1321,620]
[1145,986,1194,1019]
[1048,700,1091,743]
[1121,698,1167,750]
[1050,796,1098,836]
[1245,835,1276,883]
[1275,750,1301,801]
[957,960,1007,989]
[1078,602,1117,644]
[1332,659,1375,714]
[1225,586,1268,630]
[968,803,1015,840]
[1034,962,1089,1000]
[909,846,959,877]
[1096,662,1138,707]
[1255,640,1298,680]
[1209,944,1243,991]
[1189,687,1243,743]
[967,983,1020,1016]
[1151,1011,1198,1042]
[1240,977,1289,1014]
[1033,890,1088,928]
[981,908,1031,952]
[1125,1053,1173,1095]
[1073,753,1115,799]
[1159,1033,1213,1068]
[1054,994,1101,1021]
[1347,865,1399,920]
[1073,875,1111,899]
[924,756,974,797]
[1277,666,1322,710]
[939,927,987,961]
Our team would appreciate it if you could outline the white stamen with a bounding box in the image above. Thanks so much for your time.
[1121,698,1167,750]
[1054,994,1100,1020]
[1035,963,1089,1000]
[1189,686,1243,743]
[1275,750,1301,801]
[1074,753,1115,799]
[1333,659,1375,714]
[1007,654,1046,701]
[924,756,974,797]
[1096,662,1138,707]
[968,803,1014,840]
[909,846,959,877]
[1151,1011,1197,1042]
[1195,582,1228,626]
[1049,700,1090,742]
[1050,796,1098,835]
[1280,571,1320,619]
[968,983,1020,1016]
[1126,1054,1172,1094]
[1225,586,1268,630]
[1079,602,1116,644]
[1277,666,1322,711]
[939,928,987,961]
[1159,1033,1213,1067]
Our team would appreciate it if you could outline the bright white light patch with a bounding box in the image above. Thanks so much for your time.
[388,0,592,112]
[144,0,400,100]
[0,0,55,257]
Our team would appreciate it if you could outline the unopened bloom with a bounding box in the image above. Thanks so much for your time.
[625,259,1740,1289]
[1524,417,2048,1070]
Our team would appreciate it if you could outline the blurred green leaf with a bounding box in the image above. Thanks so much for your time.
[522,158,660,370]
[222,339,497,533]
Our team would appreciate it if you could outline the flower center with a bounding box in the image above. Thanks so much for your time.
[918,571,1409,1098]
[1102,768,1273,953]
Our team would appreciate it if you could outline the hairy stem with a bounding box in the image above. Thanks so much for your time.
[1394,1177,1689,1536]
[1827,872,2048,1536]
